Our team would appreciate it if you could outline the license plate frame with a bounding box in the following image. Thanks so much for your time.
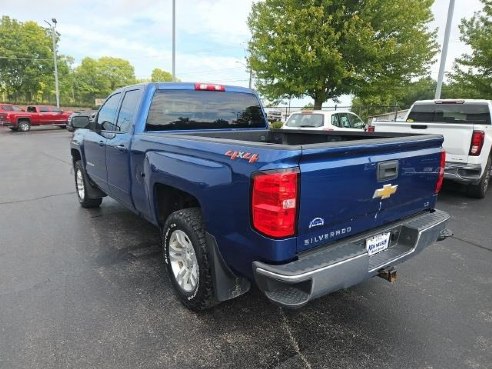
[366,232,391,256]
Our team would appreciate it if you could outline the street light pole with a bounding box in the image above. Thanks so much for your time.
[45,18,60,108]
[435,0,455,99]
[236,60,253,89]
[172,0,176,82]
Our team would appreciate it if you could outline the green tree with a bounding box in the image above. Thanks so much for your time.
[353,77,436,119]
[450,0,492,99]
[0,16,54,102]
[248,0,437,109]
[151,68,173,82]
[73,57,136,104]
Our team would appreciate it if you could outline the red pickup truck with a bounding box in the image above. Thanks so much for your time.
[1,105,72,132]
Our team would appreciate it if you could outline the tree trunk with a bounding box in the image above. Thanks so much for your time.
[314,98,323,110]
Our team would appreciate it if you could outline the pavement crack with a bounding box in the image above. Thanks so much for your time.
[279,308,312,369]
[0,191,75,205]
[450,236,492,253]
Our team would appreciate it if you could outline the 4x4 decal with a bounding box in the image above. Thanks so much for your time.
[225,150,259,163]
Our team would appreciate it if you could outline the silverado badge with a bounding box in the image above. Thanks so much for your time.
[373,184,398,200]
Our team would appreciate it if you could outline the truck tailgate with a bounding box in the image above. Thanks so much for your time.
[373,122,474,163]
[297,136,443,253]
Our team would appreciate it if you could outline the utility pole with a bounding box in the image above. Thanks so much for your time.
[172,0,176,81]
[435,0,455,99]
[45,18,60,108]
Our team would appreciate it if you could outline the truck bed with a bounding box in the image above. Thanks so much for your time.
[159,128,430,147]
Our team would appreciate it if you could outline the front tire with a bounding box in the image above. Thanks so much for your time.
[468,156,491,199]
[162,208,217,311]
[74,160,103,208]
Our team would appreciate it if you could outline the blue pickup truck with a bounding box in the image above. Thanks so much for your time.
[70,82,451,311]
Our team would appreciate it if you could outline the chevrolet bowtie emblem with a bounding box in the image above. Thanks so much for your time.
[373,184,398,200]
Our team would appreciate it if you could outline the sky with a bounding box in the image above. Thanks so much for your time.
[1,0,486,107]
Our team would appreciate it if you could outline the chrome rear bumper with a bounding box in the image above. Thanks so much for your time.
[253,209,450,308]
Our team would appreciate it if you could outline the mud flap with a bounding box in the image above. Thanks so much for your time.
[206,233,250,302]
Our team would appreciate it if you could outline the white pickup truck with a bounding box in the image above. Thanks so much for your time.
[372,99,492,198]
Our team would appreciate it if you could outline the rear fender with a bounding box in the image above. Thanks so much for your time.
[145,151,233,227]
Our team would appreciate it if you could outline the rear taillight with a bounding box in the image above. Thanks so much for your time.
[469,131,485,156]
[251,168,299,238]
[435,150,446,194]
[367,125,375,133]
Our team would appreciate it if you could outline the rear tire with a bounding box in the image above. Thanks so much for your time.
[17,120,31,132]
[162,208,218,311]
[74,160,103,208]
[467,156,491,199]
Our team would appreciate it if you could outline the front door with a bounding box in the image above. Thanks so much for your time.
[83,131,109,192]
[84,92,122,193]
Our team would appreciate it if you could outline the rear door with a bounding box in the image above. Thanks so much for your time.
[51,107,66,124]
[296,136,443,253]
[38,106,52,125]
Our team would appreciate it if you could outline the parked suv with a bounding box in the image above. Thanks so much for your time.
[283,110,366,131]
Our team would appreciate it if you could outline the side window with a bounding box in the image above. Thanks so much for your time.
[27,106,36,112]
[339,113,351,128]
[331,114,340,127]
[39,106,49,112]
[97,93,121,131]
[116,89,142,133]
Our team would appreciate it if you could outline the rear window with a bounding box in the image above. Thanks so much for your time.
[407,103,491,125]
[285,113,324,128]
[146,90,266,131]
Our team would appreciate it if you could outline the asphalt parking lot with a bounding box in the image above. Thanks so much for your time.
[0,127,491,369]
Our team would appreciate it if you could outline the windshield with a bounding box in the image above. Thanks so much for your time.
[285,113,324,127]
[407,103,491,125]
[146,90,267,131]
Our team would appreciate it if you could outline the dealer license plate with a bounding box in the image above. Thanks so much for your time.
[366,232,391,256]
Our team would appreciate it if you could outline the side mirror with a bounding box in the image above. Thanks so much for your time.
[71,115,91,129]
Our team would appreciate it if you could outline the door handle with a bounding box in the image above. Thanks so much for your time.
[98,140,105,147]
[116,144,127,152]
[411,125,427,129]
